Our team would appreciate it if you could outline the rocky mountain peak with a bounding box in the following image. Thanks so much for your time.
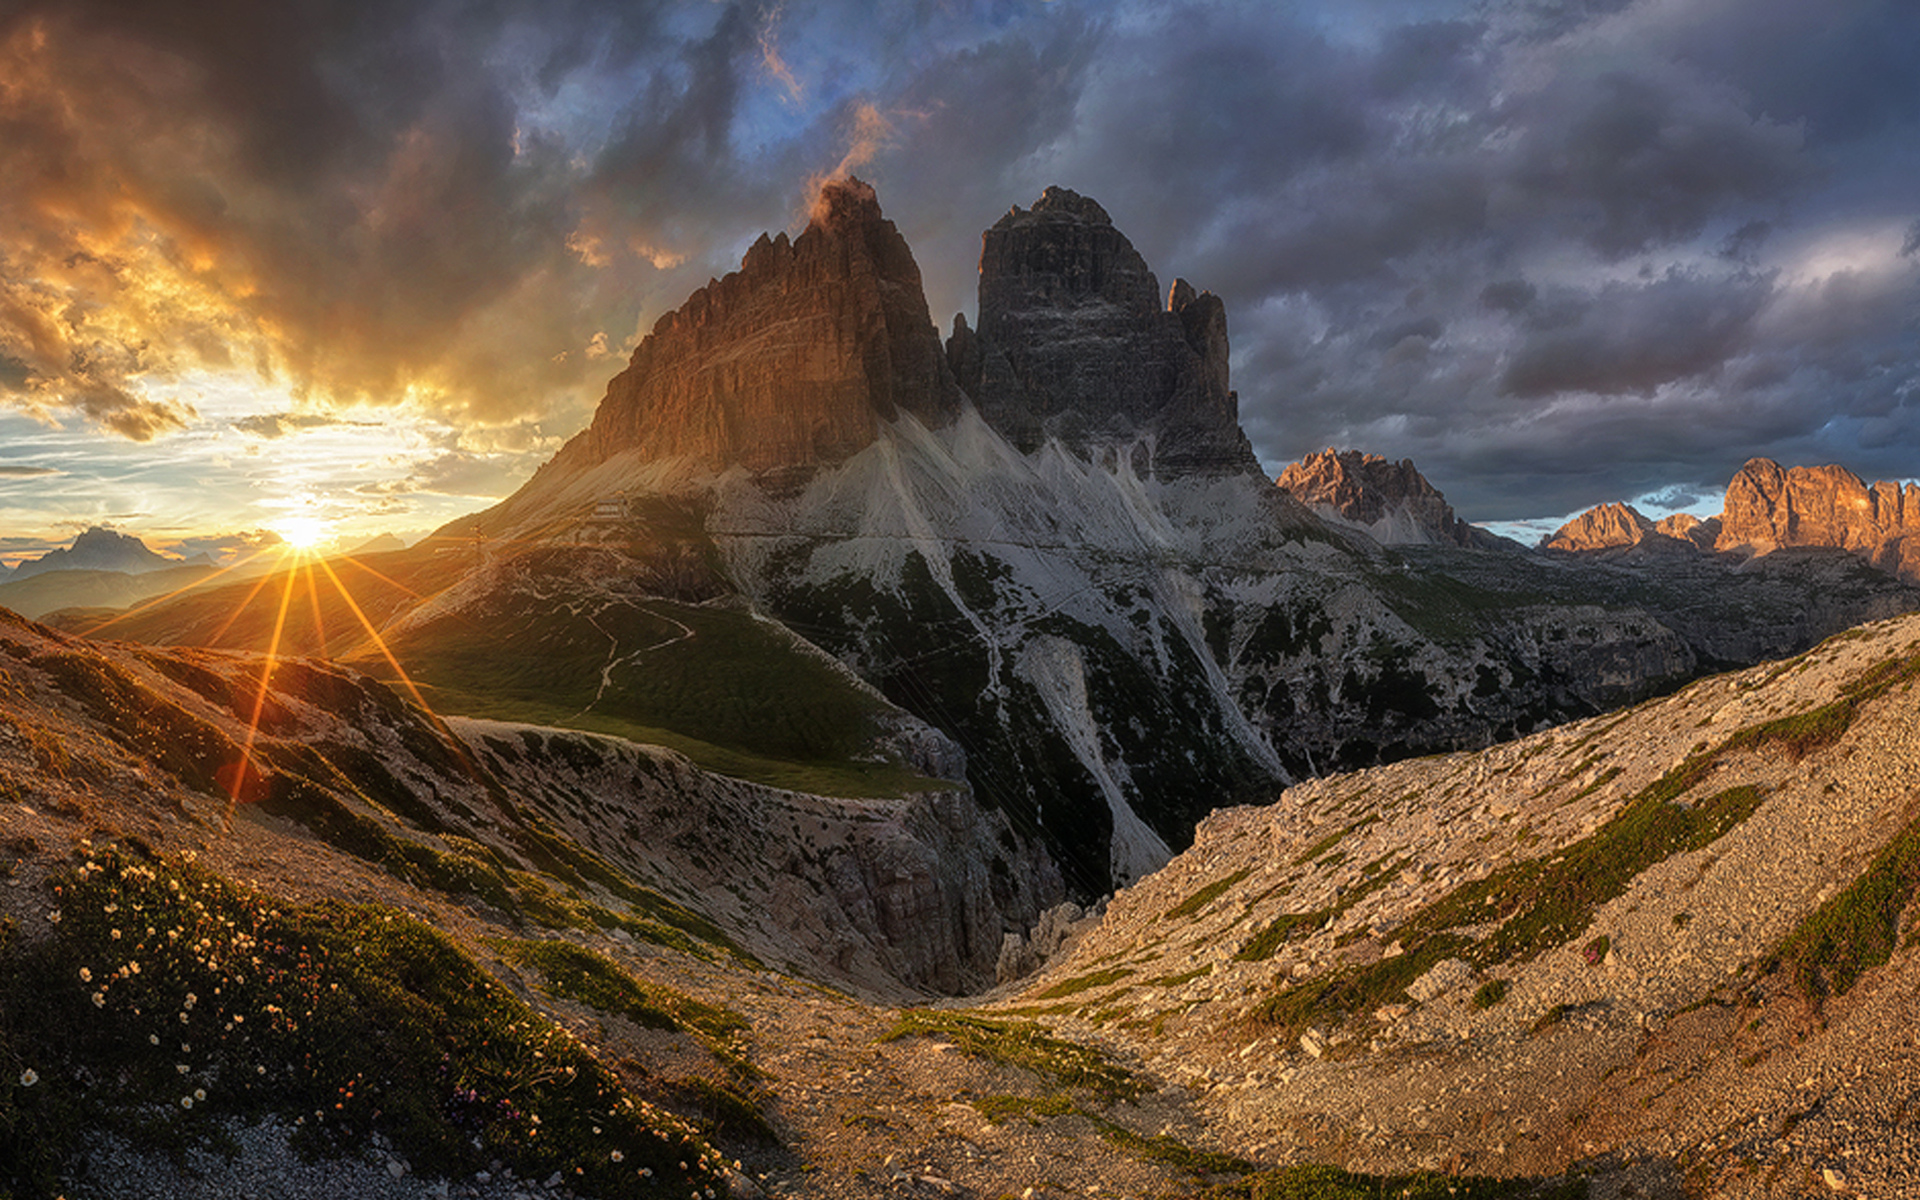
[1542,501,1656,552]
[1717,457,1920,580]
[1275,448,1488,548]
[10,525,178,580]
[513,177,961,507]
[953,186,1260,477]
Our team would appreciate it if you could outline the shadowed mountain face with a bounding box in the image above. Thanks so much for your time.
[948,186,1260,477]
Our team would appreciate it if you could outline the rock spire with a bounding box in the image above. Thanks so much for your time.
[535,177,962,486]
[949,186,1260,477]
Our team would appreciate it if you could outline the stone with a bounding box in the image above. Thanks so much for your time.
[1406,957,1475,1003]
[956,186,1261,478]
[1275,449,1502,548]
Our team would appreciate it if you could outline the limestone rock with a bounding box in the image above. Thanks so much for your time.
[1655,513,1721,550]
[1542,502,1656,552]
[1717,457,1920,581]
[1275,449,1500,549]
[529,177,962,491]
[956,186,1260,478]
[996,899,1096,984]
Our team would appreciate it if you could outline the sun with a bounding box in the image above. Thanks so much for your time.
[273,515,331,551]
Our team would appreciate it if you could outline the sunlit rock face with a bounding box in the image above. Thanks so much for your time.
[1543,502,1658,552]
[1717,457,1920,580]
[949,186,1260,478]
[1275,448,1497,549]
[540,177,962,483]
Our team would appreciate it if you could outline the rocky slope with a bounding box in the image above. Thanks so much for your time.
[0,607,1051,998]
[1276,449,1502,549]
[1000,609,1920,1199]
[3,603,1595,1200]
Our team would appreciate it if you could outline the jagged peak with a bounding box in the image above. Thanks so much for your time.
[1008,184,1112,226]
[1542,501,1655,552]
[807,175,882,231]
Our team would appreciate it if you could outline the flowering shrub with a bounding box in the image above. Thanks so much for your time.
[0,848,732,1198]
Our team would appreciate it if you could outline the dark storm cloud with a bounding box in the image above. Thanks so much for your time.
[1501,65,1807,261]
[1498,272,1777,399]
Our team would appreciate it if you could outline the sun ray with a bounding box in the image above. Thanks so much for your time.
[332,553,434,605]
[312,553,439,717]
[79,546,281,639]
[206,554,295,648]
[301,557,330,657]
[225,549,301,826]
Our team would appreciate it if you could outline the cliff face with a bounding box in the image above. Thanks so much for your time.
[538,178,961,485]
[1274,448,1492,548]
[949,187,1260,477]
[1717,457,1920,580]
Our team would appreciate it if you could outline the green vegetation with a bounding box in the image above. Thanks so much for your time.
[1295,818,1376,866]
[1149,964,1215,987]
[1237,856,1405,962]
[1473,979,1511,1009]
[1774,809,1920,1002]
[492,939,746,1043]
[1031,967,1135,1000]
[1200,1163,1585,1200]
[879,1010,1142,1101]
[0,848,727,1199]
[378,592,948,799]
[970,1093,1076,1124]
[1236,910,1335,962]
[1166,868,1255,920]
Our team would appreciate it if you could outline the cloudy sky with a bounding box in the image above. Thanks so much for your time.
[1,0,1915,560]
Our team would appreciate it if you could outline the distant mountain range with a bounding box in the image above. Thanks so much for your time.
[1540,458,1920,581]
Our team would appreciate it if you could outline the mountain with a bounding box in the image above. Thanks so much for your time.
[1718,456,1920,580]
[348,532,407,555]
[1653,511,1720,549]
[485,176,963,532]
[1541,501,1657,552]
[10,525,180,580]
[1544,458,1920,580]
[999,606,1920,1199]
[1275,448,1507,549]
[949,186,1259,477]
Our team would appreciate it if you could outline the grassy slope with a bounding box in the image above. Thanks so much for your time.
[43,544,947,799]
